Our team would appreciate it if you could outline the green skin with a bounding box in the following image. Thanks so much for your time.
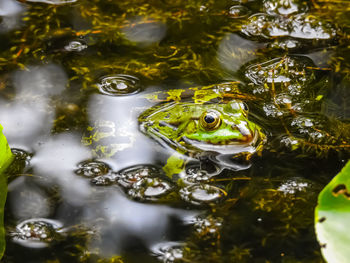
[139,100,265,158]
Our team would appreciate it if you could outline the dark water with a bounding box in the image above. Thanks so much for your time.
[0,0,350,262]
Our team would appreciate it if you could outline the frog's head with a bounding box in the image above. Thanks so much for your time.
[139,100,265,158]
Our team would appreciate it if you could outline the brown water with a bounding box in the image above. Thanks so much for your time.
[1,0,350,262]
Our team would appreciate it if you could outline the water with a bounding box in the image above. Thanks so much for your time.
[1,0,350,262]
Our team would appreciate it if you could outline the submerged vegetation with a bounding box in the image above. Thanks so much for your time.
[0,0,350,262]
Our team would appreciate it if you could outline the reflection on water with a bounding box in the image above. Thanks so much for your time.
[12,64,67,97]
[86,93,162,169]
[217,34,261,73]
[31,133,92,206]
[0,0,25,32]
[0,64,67,148]
[0,99,53,148]
[122,17,167,46]
[8,177,51,220]
[8,131,197,257]
[25,0,77,4]
[82,188,196,257]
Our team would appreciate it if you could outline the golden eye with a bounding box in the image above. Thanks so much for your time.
[200,110,221,130]
[241,102,249,112]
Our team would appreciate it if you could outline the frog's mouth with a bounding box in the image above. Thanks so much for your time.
[180,129,261,155]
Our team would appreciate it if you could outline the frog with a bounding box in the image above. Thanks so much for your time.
[138,99,266,177]
[138,100,265,161]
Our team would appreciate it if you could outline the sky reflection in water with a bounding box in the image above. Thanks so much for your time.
[3,64,195,255]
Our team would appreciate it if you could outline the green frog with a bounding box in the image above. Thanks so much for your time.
[138,84,266,176]
[139,100,265,159]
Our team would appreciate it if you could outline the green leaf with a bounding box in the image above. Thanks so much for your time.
[315,160,350,263]
[0,124,13,260]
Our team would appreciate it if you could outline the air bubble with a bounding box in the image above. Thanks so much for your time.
[75,160,111,178]
[11,148,32,171]
[116,165,174,201]
[116,165,162,188]
[179,184,226,205]
[97,74,141,96]
[128,177,173,200]
[228,5,250,18]
[64,41,87,52]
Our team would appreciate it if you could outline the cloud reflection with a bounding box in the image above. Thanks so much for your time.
[8,176,51,220]
[30,132,196,255]
[0,64,67,148]
[217,33,262,73]
[0,0,25,32]
[86,94,159,170]
[13,64,67,97]
[31,133,92,206]
[122,17,166,46]
[82,188,196,257]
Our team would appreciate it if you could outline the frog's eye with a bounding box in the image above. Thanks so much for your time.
[200,110,221,130]
[241,103,249,112]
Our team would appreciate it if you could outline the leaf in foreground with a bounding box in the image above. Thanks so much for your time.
[315,160,350,263]
[0,124,13,259]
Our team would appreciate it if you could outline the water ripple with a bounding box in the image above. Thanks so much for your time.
[97,74,141,96]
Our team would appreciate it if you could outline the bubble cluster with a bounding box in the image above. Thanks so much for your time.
[151,242,184,263]
[241,13,336,40]
[11,218,63,248]
[278,178,309,195]
[263,0,308,16]
[245,56,313,85]
[290,116,323,139]
[268,39,301,50]
[179,184,226,205]
[183,163,221,184]
[191,215,223,238]
[115,165,174,201]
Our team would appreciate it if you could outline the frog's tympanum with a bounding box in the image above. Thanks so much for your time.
[139,100,265,163]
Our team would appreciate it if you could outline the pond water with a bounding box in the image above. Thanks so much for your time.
[0,0,350,262]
